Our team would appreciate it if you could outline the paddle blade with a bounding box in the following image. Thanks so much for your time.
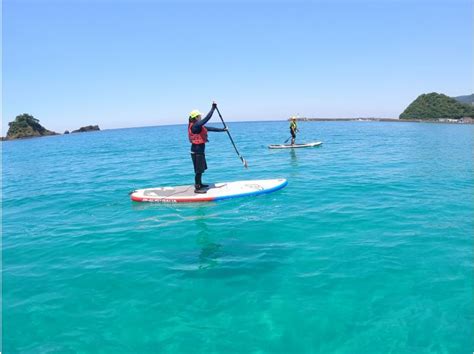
[241,157,249,169]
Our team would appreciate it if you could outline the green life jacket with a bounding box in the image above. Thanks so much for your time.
[290,121,297,131]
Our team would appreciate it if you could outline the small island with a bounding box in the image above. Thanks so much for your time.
[1,114,103,141]
[71,125,100,133]
[2,114,59,141]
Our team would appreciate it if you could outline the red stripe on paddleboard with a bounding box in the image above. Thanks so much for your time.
[173,197,215,203]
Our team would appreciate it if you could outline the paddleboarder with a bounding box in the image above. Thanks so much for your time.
[290,116,299,145]
[188,102,227,193]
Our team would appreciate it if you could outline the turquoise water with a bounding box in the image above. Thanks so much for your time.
[3,121,473,353]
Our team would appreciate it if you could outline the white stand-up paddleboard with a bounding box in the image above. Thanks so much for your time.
[130,179,287,203]
[268,141,322,149]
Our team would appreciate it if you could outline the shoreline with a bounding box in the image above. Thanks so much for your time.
[293,117,474,125]
[2,117,473,141]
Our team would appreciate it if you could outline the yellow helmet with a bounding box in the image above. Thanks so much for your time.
[189,110,202,120]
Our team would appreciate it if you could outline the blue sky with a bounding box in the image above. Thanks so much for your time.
[3,0,473,132]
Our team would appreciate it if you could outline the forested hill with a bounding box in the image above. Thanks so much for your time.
[400,93,474,119]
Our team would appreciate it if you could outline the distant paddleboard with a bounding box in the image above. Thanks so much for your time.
[268,141,322,149]
[130,178,287,203]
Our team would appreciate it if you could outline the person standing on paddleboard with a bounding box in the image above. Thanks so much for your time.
[188,102,227,193]
[290,116,299,145]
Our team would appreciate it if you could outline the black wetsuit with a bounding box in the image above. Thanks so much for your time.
[190,106,225,188]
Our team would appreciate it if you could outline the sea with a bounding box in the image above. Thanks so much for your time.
[3,120,473,353]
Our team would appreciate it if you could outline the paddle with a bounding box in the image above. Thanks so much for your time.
[284,136,291,144]
[215,106,248,169]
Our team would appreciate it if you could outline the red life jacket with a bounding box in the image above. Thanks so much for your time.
[188,122,208,144]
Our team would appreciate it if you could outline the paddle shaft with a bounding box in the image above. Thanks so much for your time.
[215,106,248,168]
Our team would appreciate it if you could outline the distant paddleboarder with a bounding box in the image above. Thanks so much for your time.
[188,102,227,193]
[290,116,299,145]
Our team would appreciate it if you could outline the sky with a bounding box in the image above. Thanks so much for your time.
[3,0,473,132]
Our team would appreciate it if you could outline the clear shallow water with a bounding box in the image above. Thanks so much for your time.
[3,121,473,353]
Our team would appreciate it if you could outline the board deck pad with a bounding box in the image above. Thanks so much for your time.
[268,141,322,149]
[130,178,288,203]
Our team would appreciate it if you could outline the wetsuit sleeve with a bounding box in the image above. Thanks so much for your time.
[206,126,226,132]
[191,107,215,134]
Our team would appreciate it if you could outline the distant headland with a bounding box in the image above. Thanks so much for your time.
[291,92,474,124]
[399,93,474,120]
[2,114,100,141]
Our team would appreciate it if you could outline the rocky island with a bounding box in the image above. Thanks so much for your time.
[2,114,59,140]
[71,125,100,133]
